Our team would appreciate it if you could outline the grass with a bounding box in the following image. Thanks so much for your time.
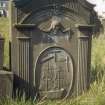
[0,18,105,105]
[91,37,105,82]
[0,17,9,68]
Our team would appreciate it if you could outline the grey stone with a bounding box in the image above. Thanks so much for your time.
[0,71,13,98]
[0,36,4,70]
[10,0,100,99]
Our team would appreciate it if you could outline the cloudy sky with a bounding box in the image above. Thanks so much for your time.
[87,0,105,17]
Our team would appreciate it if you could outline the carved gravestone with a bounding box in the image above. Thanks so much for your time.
[11,0,98,99]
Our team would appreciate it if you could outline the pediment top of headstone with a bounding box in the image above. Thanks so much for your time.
[12,0,95,9]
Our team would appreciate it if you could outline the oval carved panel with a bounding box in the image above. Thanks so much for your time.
[35,47,73,98]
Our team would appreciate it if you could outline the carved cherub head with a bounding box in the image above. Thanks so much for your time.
[37,15,71,33]
[49,16,62,31]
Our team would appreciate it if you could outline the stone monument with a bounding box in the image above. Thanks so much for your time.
[0,35,13,98]
[11,0,98,99]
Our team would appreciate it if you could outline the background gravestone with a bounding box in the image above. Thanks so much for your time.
[0,35,4,70]
[11,0,99,99]
[0,71,13,98]
[0,35,13,98]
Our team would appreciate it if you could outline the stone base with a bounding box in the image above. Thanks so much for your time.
[0,70,13,98]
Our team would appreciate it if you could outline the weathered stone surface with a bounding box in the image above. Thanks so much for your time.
[0,71,13,98]
[0,36,4,70]
[11,0,99,99]
[13,0,31,7]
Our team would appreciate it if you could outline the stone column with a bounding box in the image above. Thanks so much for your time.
[76,25,93,95]
[17,36,31,97]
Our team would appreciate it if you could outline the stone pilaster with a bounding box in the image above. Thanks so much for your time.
[76,25,93,95]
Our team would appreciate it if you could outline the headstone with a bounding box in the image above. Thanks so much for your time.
[0,35,13,98]
[11,0,99,99]
[0,71,13,98]
[0,35,4,70]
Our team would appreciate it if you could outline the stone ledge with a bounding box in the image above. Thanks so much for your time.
[0,70,13,98]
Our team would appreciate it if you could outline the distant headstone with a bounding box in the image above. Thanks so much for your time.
[0,71,13,98]
[0,35,13,98]
[0,35,4,70]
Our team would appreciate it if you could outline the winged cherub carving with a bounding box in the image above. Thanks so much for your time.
[47,16,62,32]
[38,15,71,34]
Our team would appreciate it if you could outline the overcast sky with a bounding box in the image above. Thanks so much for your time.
[87,0,105,17]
